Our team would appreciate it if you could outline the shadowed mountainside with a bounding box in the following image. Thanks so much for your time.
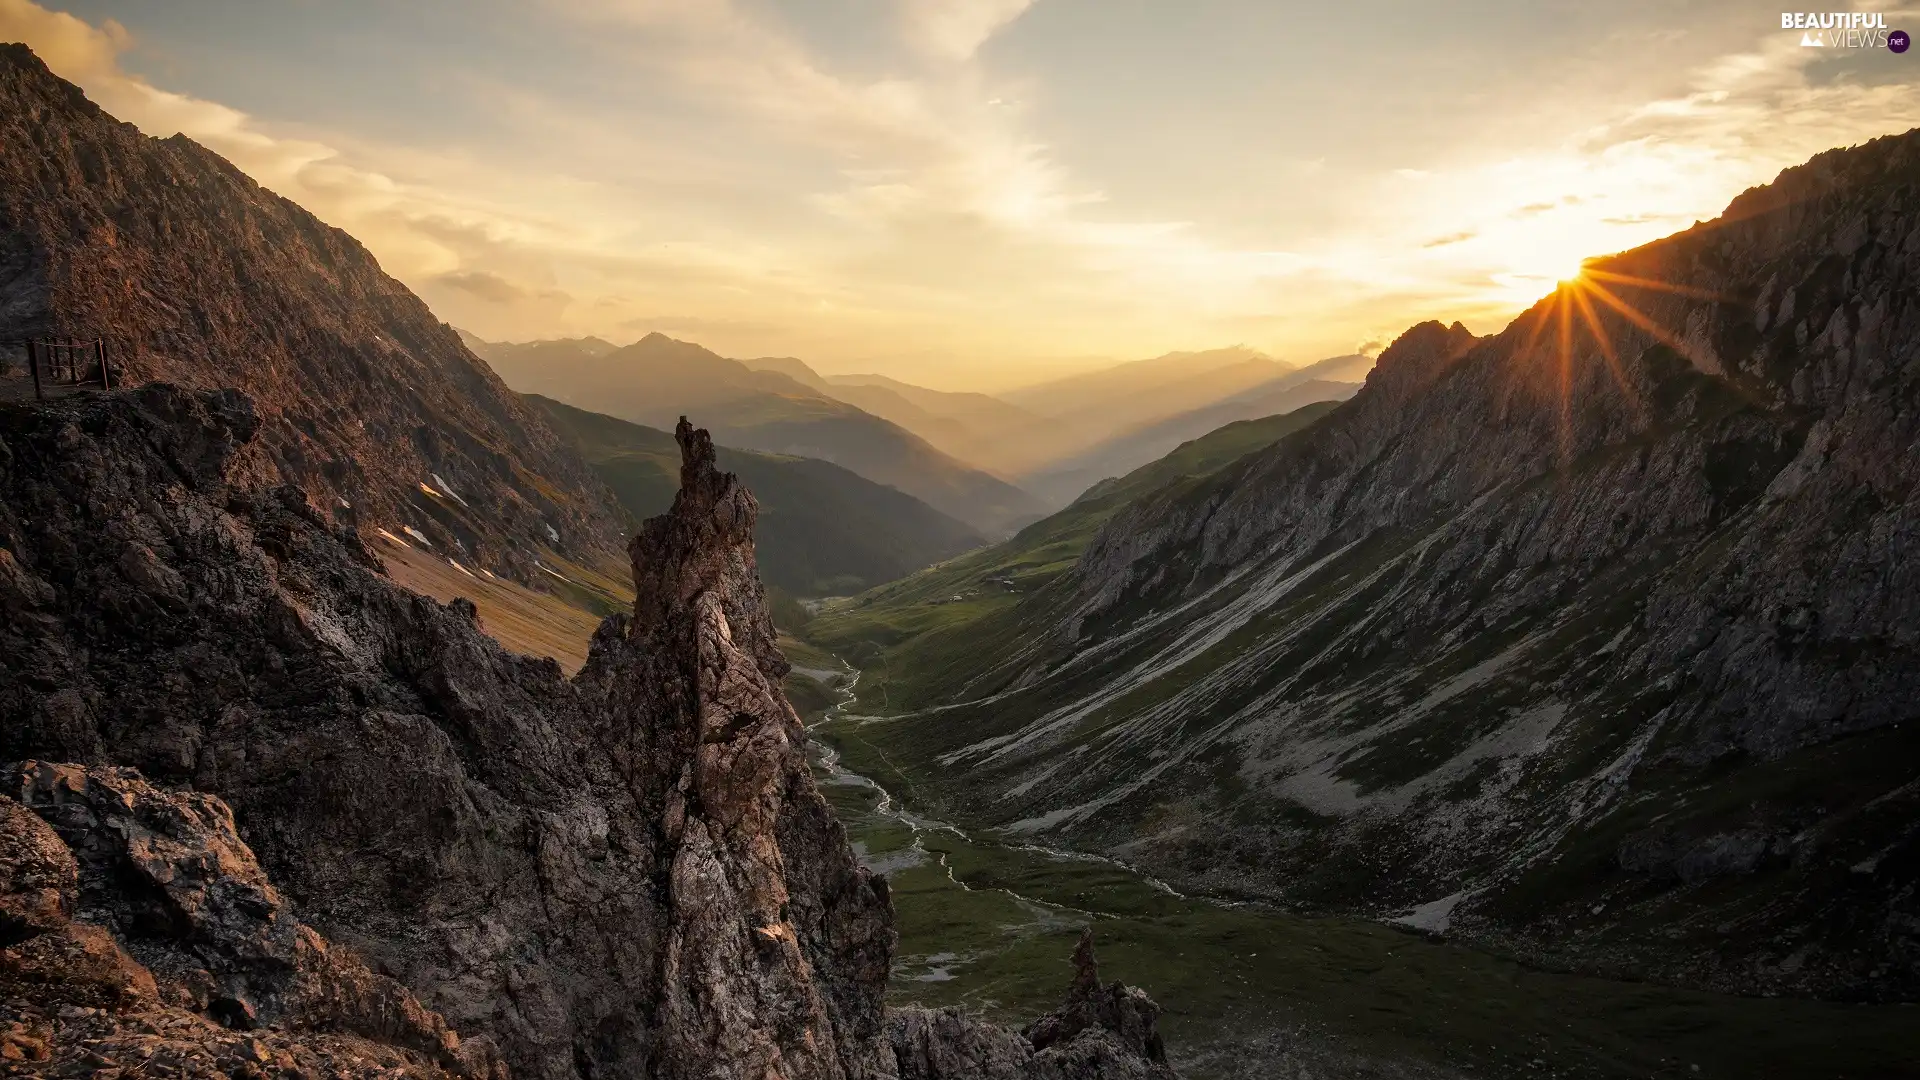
[808,400,1344,689]
[533,395,986,596]
[0,44,624,580]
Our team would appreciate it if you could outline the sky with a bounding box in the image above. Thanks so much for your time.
[4,0,1918,390]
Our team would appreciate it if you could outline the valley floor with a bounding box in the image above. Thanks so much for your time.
[810,667,1920,1080]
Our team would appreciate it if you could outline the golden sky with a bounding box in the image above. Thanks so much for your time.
[5,0,1918,390]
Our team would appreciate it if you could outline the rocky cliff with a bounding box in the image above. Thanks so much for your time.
[2,764,503,1078]
[0,44,622,578]
[0,383,1174,1078]
[816,129,1920,1000]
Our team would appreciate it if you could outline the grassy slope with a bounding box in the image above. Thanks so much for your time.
[534,395,987,596]
[377,538,623,673]
[803,400,1343,709]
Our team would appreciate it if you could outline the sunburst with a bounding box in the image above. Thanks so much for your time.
[1512,259,1727,461]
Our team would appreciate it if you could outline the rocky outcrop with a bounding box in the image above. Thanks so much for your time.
[0,385,1174,1078]
[0,43,622,577]
[605,417,898,1079]
[1,769,497,1078]
[889,932,1175,1080]
[823,130,1920,1000]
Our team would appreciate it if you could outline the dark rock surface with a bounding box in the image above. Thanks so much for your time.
[1,769,496,1078]
[0,43,622,577]
[0,385,1174,1078]
[889,932,1176,1080]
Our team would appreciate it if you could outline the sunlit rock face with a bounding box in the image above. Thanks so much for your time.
[0,43,622,579]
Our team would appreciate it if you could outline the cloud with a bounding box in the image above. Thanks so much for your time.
[899,0,1036,61]
[0,0,125,78]
[433,270,527,304]
[1422,230,1478,248]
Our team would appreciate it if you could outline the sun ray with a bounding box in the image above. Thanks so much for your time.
[1568,280,1642,413]
[1555,282,1574,466]
[1581,278,1712,370]
[1517,288,1558,367]
[1584,267,1733,304]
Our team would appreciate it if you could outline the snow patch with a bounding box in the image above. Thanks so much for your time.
[1392,891,1470,934]
[431,473,469,507]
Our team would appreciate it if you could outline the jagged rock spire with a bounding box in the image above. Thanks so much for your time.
[1069,927,1102,1002]
[628,416,786,680]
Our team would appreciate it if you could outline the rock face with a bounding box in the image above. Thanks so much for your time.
[1,766,498,1078]
[604,417,898,1079]
[0,44,621,577]
[822,130,1920,1000]
[0,385,1175,1078]
[889,932,1175,1080]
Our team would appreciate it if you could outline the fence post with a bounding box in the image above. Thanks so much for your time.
[28,340,43,400]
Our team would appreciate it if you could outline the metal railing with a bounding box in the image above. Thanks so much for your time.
[2,338,114,399]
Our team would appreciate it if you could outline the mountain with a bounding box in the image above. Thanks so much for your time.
[1000,347,1299,445]
[469,332,1048,535]
[0,45,623,579]
[461,332,618,364]
[810,399,1343,674]
[533,395,986,595]
[741,354,830,388]
[0,381,1175,1080]
[1017,374,1362,505]
[816,375,1046,478]
[733,356,1057,478]
[801,130,1920,1002]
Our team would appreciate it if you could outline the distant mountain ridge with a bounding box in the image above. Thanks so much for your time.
[0,45,624,578]
[999,347,1300,440]
[1017,370,1363,505]
[467,331,1048,535]
[532,395,986,595]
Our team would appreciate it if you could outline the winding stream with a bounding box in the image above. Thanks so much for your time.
[805,666,1919,1080]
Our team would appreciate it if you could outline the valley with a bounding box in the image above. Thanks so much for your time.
[812,667,1920,1080]
[797,129,1920,1011]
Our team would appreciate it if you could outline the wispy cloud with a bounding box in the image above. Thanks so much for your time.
[900,0,1036,61]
